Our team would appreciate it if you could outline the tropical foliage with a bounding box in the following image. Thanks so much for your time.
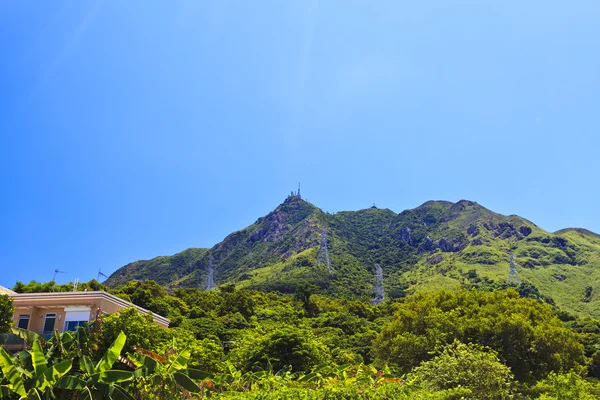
[0,296,12,335]
[3,279,600,398]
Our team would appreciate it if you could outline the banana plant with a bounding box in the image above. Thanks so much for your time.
[125,343,210,399]
[0,330,134,400]
[0,340,72,399]
[54,331,135,400]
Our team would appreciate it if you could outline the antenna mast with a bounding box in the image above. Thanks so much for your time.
[53,269,66,282]
[297,182,301,199]
[97,269,108,281]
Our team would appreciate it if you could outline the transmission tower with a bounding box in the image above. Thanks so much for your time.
[206,255,215,290]
[317,230,332,274]
[297,182,301,199]
[507,250,520,286]
[371,263,385,304]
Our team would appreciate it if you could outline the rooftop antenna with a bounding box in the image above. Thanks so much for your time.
[97,269,108,281]
[53,269,66,282]
[73,278,79,292]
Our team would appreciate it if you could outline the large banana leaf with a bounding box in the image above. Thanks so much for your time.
[30,342,47,377]
[167,349,190,372]
[107,385,134,400]
[185,369,212,381]
[18,352,32,376]
[37,359,72,391]
[90,370,134,384]
[0,348,25,397]
[90,382,134,400]
[96,332,126,373]
[55,375,87,390]
[80,356,95,376]
[173,371,201,394]
[0,385,14,398]
[140,355,158,375]
[11,328,42,347]
[25,388,42,400]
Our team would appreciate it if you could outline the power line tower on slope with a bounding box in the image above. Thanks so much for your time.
[371,263,385,305]
[317,230,333,274]
[206,255,215,291]
[507,250,520,286]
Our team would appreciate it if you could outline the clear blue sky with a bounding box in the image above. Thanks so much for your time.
[1,1,599,287]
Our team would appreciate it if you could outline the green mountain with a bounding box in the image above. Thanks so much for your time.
[105,195,600,317]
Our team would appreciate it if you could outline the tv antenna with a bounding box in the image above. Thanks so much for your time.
[53,269,66,282]
[97,269,109,281]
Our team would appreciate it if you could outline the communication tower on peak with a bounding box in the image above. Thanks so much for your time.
[297,182,301,199]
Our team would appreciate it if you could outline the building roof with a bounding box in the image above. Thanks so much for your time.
[9,290,169,327]
[0,285,16,295]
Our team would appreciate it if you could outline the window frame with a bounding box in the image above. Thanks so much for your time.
[17,314,30,330]
[42,313,57,334]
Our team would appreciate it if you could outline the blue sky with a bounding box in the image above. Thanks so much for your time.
[1,1,599,287]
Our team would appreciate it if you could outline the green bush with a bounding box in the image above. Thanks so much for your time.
[410,340,514,399]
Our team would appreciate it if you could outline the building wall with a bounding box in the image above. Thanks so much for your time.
[14,305,99,334]
[98,298,123,315]
[9,291,169,335]
[29,307,65,334]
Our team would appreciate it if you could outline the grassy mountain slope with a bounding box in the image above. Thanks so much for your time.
[105,196,600,318]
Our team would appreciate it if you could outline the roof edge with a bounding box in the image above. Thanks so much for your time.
[0,286,17,295]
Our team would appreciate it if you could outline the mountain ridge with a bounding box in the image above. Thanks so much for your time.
[105,196,600,317]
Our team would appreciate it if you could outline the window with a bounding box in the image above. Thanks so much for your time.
[63,307,91,332]
[42,313,56,334]
[17,314,30,330]
[64,320,87,332]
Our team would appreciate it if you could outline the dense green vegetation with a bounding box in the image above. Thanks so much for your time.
[104,196,600,319]
[0,295,13,334]
[6,196,600,397]
[5,278,600,398]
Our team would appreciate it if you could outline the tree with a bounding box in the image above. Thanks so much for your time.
[0,295,13,334]
[100,307,168,357]
[410,340,514,400]
[294,284,319,316]
[532,371,600,400]
[373,289,585,382]
[231,327,329,373]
